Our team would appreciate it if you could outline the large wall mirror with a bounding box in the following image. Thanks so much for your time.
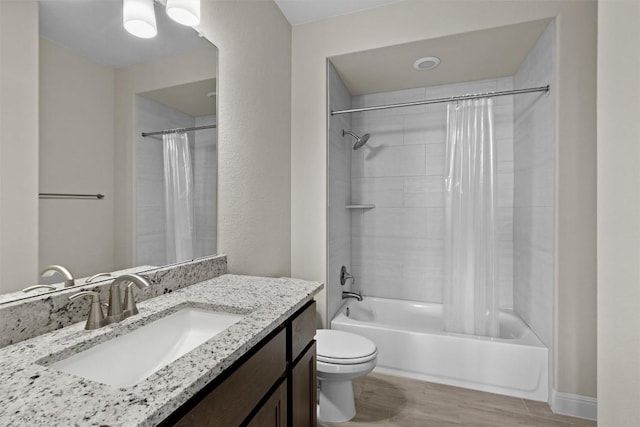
[0,0,218,303]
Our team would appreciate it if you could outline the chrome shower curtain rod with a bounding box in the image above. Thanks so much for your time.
[331,85,550,115]
[141,124,217,138]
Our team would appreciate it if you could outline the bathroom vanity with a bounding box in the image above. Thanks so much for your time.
[162,300,317,426]
[0,274,322,426]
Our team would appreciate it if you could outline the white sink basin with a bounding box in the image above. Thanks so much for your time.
[50,308,243,387]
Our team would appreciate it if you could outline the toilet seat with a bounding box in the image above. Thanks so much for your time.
[316,329,377,365]
[317,352,376,365]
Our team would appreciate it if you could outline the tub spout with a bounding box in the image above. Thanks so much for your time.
[342,291,363,301]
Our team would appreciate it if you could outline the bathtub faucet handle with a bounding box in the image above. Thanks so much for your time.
[340,266,355,286]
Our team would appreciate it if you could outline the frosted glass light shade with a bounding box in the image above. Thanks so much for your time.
[166,0,200,26]
[123,0,157,39]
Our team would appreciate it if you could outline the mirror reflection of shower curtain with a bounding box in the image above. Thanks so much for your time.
[443,98,499,338]
[163,132,194,264]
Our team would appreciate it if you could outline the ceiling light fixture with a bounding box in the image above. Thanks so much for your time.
[123,0,158,39]
[166,0,201,26]
[123,0,201,39]
[413,56,441,71]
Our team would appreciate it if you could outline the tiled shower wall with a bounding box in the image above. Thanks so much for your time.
[193,115,217,258]
[327,62,352,320]
[513,21,556,348]
[350,78,515,308]
[136,96,217,266]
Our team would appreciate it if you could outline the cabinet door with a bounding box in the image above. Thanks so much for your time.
[247,381,287,427]
[170,329,286,427]
[290,341,317,427]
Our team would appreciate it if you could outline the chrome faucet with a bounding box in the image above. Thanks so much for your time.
[40,265,75,288]
[106,274,150,324]
[342,291,363,301]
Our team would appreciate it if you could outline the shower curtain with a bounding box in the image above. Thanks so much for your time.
[163,132,194,264]
[443,98,499,338]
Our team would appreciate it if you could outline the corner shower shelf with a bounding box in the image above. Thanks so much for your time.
[345,204,375,209]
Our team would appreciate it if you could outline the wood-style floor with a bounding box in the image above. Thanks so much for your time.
[319,373,597,427]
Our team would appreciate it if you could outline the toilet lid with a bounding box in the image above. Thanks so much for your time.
[315,329,377,364]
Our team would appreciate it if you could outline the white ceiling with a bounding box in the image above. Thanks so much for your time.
[38,0,212,69]
[273,0,402,25]
[330,19,552,95]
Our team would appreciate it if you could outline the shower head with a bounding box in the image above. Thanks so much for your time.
[342,130,370,150]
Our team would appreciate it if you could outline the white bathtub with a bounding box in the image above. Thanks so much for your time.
[331,297,548,401]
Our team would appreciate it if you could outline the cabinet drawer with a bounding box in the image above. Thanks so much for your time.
[172,328,286,427]
[290,301,316,362]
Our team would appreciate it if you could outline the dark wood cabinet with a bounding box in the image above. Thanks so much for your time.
[170,329,286,427]
[290,300,316,361]
[290,342,317,427]
[160,301,317,427]
[247,381,287,427]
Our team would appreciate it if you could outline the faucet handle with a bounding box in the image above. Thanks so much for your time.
[123,283,139,316]
[340,266,355,286]
[69,291,106,330]
[124,276,149,317]
[85,272,112,284]
[23,284,57,293]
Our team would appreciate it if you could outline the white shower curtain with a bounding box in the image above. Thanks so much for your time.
[443,98,499,338]
[163,132,194,264]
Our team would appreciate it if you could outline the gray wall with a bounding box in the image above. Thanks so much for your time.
[39,37,115,283]
[0,1,39,293]
[200,1,292,279]
[513,22,556,349]
[327,62,352,321]
[597,0,640,422]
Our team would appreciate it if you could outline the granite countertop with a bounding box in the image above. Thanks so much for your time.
[0,274,323,426]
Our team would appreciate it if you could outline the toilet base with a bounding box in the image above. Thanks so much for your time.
[318,379,356,423]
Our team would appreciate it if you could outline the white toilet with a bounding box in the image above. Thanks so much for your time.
[315,329,377,423]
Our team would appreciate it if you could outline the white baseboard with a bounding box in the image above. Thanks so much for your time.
[551,389,597,421]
